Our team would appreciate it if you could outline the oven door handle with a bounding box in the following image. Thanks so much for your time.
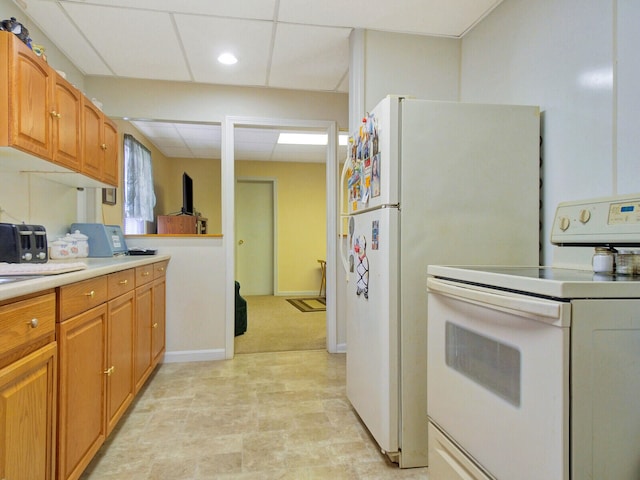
[427,277,569,326]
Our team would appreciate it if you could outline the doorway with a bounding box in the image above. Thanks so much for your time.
[235,179,276,295]
[223,117,339,358]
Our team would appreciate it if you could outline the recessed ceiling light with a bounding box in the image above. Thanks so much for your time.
[278,133,349,146]
[217,53,238,65]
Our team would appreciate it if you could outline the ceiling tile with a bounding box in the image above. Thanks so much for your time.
[277,0,503,37]
[175,15,273,87]
[269,23,350,91]
[64,0,277,20]
[60,3,191,81]
[14,0,112,75]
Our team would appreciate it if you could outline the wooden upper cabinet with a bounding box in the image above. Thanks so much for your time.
[82,99,118,186]
[102,117,118,186]
[0,31,119,188]
[7,33,53,159]
[52,74,83,171]
[82,98,103,181]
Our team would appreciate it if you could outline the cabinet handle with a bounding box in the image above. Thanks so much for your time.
[27,318,39,328]
[101,143,107,150]
[142,271,150,277]
[103,366,115,376]
[85,290,95,298]
[50,110,61,118]
[159,267,165,272]
[152,322,158,329]
[119,279,128,285]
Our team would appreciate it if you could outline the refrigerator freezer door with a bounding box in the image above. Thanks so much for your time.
[346,206,399,454]
[347,96,400,214]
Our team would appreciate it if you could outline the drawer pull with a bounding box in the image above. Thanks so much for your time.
[119,279,129,285]
[104,366,115,376]
[27,318,39,328]
[152,322,158,329]
[85,290,95,298]
[50,110,61,118]
[158,267,165,272]
[142,271,151,277]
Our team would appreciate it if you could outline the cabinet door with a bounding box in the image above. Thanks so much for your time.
[102,117,118,186]
[57,305,107,480]
[81,99,103,180]
[134,282,153,393]
[0,342,56,480]
[151,276,166,365]
[106,290,135,435]
[52,74,82,171]
[9,36,53,159]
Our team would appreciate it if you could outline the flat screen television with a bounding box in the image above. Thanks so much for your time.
[181,172,194,215]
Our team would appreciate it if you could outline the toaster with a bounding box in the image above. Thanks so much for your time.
[0,223,48,263]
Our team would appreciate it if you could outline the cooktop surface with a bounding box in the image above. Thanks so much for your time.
[428,265,640,299]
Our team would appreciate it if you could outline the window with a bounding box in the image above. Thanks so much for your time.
[123,134,156,234]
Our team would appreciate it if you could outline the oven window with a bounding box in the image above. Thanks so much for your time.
[445,322,521,407]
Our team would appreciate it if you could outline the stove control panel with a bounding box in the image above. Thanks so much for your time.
[551,194,640,245]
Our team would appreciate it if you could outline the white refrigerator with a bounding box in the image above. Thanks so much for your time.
[341,96,541,468]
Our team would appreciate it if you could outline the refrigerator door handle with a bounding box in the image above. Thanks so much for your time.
[339,147,352,279]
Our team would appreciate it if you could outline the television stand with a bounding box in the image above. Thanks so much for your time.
[157,215,207,234]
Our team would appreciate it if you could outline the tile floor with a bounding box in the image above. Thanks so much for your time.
[81,350,429,479]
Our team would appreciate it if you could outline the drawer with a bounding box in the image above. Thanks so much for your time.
[428,422,493,480]
[58,276,108,321]
[108,268,135,299]
[135,264,154,286]
[0,292,56,356]
[153,260,168,279]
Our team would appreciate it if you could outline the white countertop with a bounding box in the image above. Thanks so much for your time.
[0,254,171,302]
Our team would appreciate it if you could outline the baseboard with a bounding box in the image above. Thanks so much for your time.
[336,343,347,354]
[162,348,226,363]
[275,290,319,297]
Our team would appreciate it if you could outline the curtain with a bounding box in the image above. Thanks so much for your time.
[124,134,156,223]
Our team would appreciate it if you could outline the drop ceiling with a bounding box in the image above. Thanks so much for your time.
[12,0,503,161]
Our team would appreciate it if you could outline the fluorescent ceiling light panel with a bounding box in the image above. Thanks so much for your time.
[278,133,349,145]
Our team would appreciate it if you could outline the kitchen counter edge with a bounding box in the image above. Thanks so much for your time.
[0,254,171,302]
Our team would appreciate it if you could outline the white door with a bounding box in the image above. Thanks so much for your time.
[346,206,399,454]
[235,180,274,295]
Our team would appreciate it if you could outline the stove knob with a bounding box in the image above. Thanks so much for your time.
[37,252,47,260]
[23,252,33,261]
[559,216,570,231]
[579,209,591,223]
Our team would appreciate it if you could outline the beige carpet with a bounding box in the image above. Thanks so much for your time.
[234,295,326,354]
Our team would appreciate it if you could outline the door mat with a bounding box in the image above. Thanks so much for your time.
[286,297,326,313]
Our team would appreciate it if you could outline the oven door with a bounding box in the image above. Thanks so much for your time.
[427,277,571,480]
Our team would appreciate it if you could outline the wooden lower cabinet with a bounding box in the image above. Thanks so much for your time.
[134,261,167,393]
[0,291,57,480]
[134,281,153,392]
[0,342,57,480]
[57,304,107,480]
[106,289,135,435]
[56,261,167,479]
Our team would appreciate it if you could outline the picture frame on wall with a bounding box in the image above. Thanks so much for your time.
[102,188,117,205]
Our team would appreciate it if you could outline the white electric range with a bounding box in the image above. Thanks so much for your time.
[426,193,640,480]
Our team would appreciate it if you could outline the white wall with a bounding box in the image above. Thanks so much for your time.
[460,0,639,264]
[125,235,226,362]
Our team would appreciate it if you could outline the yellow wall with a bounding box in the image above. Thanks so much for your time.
[236,161,326,294]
